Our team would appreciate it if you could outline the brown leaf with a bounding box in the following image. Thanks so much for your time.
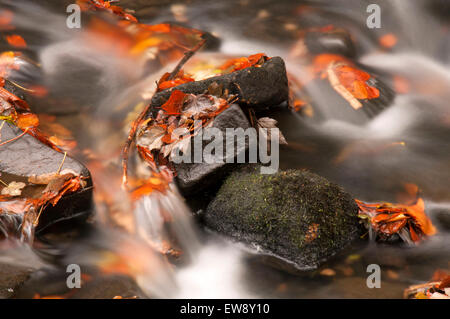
[1,181,26,196]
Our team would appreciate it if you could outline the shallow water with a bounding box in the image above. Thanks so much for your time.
[1,0,449,298]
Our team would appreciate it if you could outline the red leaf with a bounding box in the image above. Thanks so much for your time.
[160,90,186,115]
[5,34,26,48]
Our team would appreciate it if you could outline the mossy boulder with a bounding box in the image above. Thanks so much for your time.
[204,165,364,270]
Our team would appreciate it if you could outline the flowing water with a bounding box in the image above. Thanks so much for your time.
[0,0,449,298]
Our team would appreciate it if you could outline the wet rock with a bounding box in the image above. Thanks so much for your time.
[151,57,289,114]
[0,123,87,177]
[204,165,364,270]
[0,122,93,233]
[305,29,356,58]
[174,104,250,195]
[0,263,33,298]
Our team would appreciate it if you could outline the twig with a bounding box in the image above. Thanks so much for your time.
[0,120,5,141]
[0,178,8,187]
[20,55,41,67]
[0,128,28,147]
[55,151,67,175]
[33,205,45,227]
[122,103,152,190]
[167,38,206,81]
[5,79,35,93]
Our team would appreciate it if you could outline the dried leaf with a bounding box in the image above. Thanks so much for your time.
[1,181,26,196]
[257,117,288,145]
[161,90,186,115]
[137,125,166,152]
[357,198,436,243]
[5,34,26,48]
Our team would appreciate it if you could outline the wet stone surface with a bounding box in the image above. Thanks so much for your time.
[151,57,289,114]
[0,122,93,233]
[205,165,364,270]
[174,104,251,195]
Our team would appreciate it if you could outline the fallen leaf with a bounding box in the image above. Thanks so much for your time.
[257,117,288,145]
[161,90,186,115]
[5,34,26,48]
[320,268,336,276]
[356,198,436,243]
[1,181,26,196]
[379,33,398,49]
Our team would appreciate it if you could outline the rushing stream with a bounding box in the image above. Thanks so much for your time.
[0,0,449,298]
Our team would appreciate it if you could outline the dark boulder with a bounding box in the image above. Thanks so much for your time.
[204,165,364,270]
[174,104,251,195]
[151,57,289,114]
[0,122,93,234]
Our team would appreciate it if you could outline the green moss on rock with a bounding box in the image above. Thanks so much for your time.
[204,165,364,270]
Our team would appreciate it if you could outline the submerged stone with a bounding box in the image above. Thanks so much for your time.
[204,165,364,270]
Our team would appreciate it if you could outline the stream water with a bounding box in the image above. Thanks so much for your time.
[0,0,449,298]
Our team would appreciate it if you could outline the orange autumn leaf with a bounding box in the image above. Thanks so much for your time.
[312,54,379,100]
[160,90,186,115]
[312,53,352,75]
[357,198,436,243]
[405,198,436,236]
[0,10,14,31]
[0,51,20,78]
[0,86,31,111]
[379,33,398,49]
[333,65,380,100]
[219,53,268,73]
[157,70,194,91]
[77,0,138,22]
[16,113,39,129]
[130,177,168,201]
[5,34,26,48]
[29,85,48,98]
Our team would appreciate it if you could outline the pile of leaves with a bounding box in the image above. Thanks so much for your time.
[127,53,284,199]
[356,198,437,244]
[0,44,86,241]
[404,269,450,299]
[134,52,280,170]
[156,53,268,92]
[136,90,231,166]
[0,51,71,152]
[0,170,88,242]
